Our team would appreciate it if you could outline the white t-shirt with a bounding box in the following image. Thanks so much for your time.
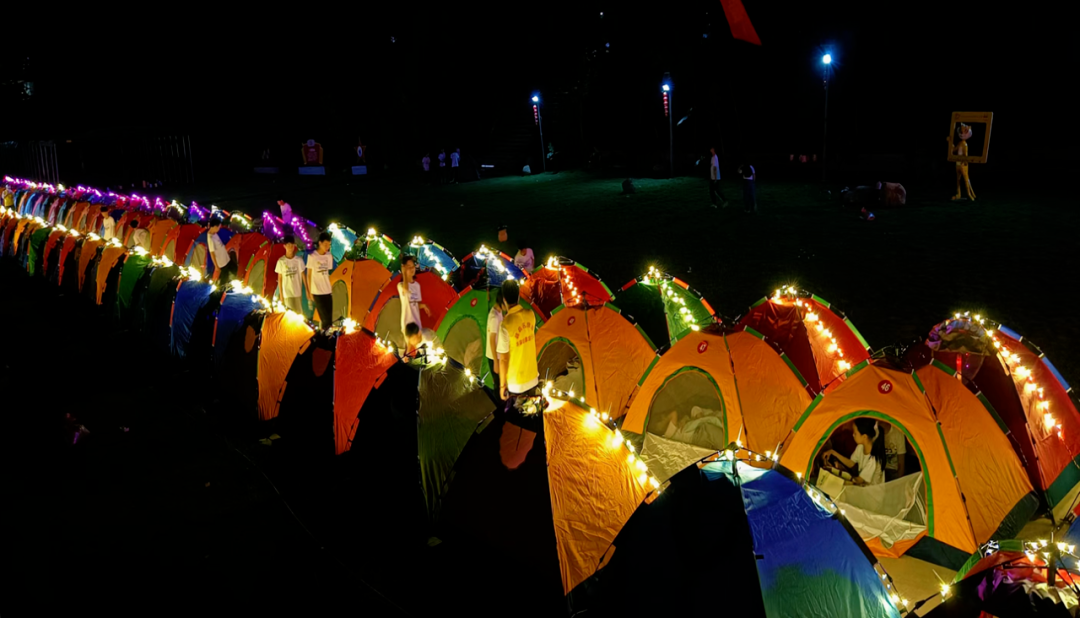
[740,165,756,181]
[306,251,333,295]
[451,152,460,167]
[486,306,503,360]
[209,232,230,267]
[102,216,116,240]
[275,255,305,299]
[422,157,431,172]
[127,228,150,251]
[438,153,446,167]
[398,279,423,332]
[513,249,534,273]
[850,444,883,485]
[710,155,721,181]
[884,426,907,471]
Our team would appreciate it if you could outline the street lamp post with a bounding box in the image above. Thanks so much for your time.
[821,54,831,182]
[532,94,546,173]
[662,76,673,177]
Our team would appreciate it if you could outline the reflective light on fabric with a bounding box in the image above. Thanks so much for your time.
[170,280,216,358]
[257,312,314,421]
[333,330,397,454]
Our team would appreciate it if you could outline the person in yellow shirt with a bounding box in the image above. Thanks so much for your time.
[496,279,538,403]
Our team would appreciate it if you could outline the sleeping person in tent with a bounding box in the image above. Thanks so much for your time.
[658,406,726,450]
[821,418,885,486]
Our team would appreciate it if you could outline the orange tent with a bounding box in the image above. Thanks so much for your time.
[536,303,657,419]
[521,257,614,320]
[77,237,104,292]
[328,258,392,325]
[363,271,457,348]
[62,201,89,230]
[256,311,315,422]
[244,241,287,299]
[159,223,201,263]
[149,219,179,256]
[94,245,128,305]
[225,231,268,282]
[56,234,80,286]
[41,228,66,275]
[119,213,156,247]
[620,326,811,481]
[779,361,1036,567]
[738,288,872,394]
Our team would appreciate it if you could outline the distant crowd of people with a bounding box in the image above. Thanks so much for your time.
[421,148,462,184]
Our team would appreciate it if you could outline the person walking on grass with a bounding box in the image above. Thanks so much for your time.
[450,148,461,184]
[306,232,334,329]
[274,235,307,315]
[738,162,757,213]
[438,149,447,184]
[709,147,727,208]
[422,153,432,184]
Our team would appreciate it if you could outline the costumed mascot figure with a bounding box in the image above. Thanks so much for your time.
[949,123,976,201]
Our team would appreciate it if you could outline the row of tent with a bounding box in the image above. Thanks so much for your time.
[5,180,1080,616]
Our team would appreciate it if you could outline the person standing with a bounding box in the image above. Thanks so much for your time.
[737,162,757,213]
[421,153,432,184]
[277,198,293,224]
[709,147,727,208]
[398,255,431,342]
[450,148,461,184]
[126,220,150,251]
[486,288,505,385]
[496,279,538,405]
[306,232,335,329]
[100,206,116,240]
[274,235,307,315]
[438,149,447,184]
[513,240,535,273]
[207,219,235,283]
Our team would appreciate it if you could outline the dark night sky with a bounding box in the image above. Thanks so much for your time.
[2,2,1072,173]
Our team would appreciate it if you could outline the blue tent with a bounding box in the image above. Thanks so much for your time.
[213,290,263,370]
[171,280,218,359]
[329,225,358,263]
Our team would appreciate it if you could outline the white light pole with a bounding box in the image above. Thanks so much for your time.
[532,94,546,173]
[662,76,673,177]
[821,54,831,182]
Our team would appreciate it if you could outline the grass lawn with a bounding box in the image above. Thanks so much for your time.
[176,170,1079,379]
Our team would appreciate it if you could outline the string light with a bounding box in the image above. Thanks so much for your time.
[773,286,852,378]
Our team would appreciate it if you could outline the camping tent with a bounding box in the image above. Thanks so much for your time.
[276,330,338,458]
[76,236,104,293]
[55,233,83,289]
[779,360,1037,568]
[159,223,202,264]
[149,218,179,255]
[457,245,527,291]
[535,303,658,418]
[403,237,459,282]
[328,257,392,325]
[738,287,873,394]
[170,279,220,360]
[244,241,287,299]
[214,296,266,416]
[616,269,720,349]
[27,225,51,276]
[358,230,402,269]
[520,257,615,321]
[116,251,155,321]
[224,231,267,282]
[93,244,127,306]
[257,310,315,422]
[41,228,65,278]
[620,325,813,482]
[139,264,183,353]
[571,457,905,618]
[185,228,235,279]
[914,315,1080,522]
[363,270,457,349]
[434,286,545,389]
[327,223,358,263]
[333,329,413,456]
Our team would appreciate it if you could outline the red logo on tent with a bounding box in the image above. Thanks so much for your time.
[698,341,708,354]
[470,298,478,307]
[878,380,893,394]
[568,316,576,326]
[341,267,348,275]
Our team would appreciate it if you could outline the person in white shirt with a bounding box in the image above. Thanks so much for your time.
[438,149,447,184]
[274,235,307,315]
[100,206,116,240]
[450,148,461,184]
[277,199,293,224]
[403,322,442,362]
[398,255,431,341]
[822,418,884,486]
[125,220,150,251]
[709,147,727,208]
[486,288,504,384]
[422,153,432,185]
[513,241,535,273]
[207,219,235,282]
[306,232,335,329]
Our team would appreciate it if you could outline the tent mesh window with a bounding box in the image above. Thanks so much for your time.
[538,340,581,393]
[189,244,207,275]
[247,260,266,296]
[331,280,349,322]
[374,297,405,349]
[162,240,176,262]
[443,318,484,377]
[646,370,727,451]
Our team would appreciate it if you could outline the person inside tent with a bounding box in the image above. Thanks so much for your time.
[398,255,431,343]
[207,219,235,283]
[882,421,908,481]
[497,279,538,405]
[403,322,442,363]
[101,206,116,240]
[126,220,150,251]
[658,407,726,450]
[513,239,535,274]
[306,232,335,329]
[274,235,307,315]
[822,418,885,486]
[486,288,504,385]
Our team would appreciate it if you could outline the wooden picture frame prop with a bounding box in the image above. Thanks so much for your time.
[947,111,993,164]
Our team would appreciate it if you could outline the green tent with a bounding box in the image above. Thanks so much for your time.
[116,253,154,321]
[616,269,719,349]
[27,226,50,277]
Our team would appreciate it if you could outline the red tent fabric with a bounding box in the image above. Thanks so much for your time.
[333,331,399,454]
